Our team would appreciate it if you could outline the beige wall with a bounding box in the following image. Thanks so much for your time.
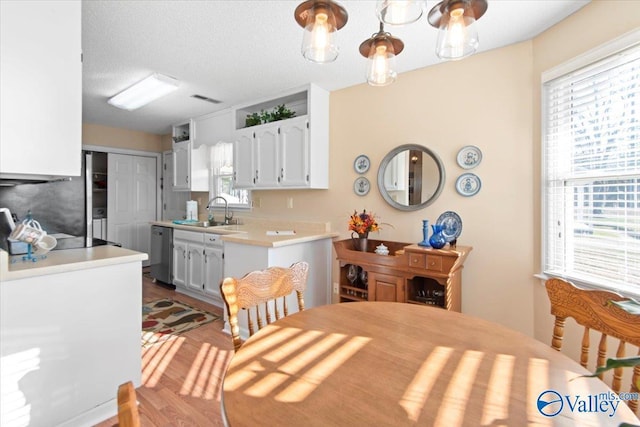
[82,122,164,152]
[531,1,640,355]
[240,1,640,339]
[252,41,537,335]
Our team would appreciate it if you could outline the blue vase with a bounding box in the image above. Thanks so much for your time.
[418,220,431,247]
[429,224,447,249]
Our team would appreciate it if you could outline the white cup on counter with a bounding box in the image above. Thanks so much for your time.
[34,234,57,254]
[9,221,46,245]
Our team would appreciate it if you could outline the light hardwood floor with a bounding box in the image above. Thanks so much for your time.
[95,271,234,427]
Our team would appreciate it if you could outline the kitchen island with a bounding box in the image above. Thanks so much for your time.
[150,219,339,339]
[0,246,147,427]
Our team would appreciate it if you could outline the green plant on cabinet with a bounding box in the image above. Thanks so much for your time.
[245,104,296,127]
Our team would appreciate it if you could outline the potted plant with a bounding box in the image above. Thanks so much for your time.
[245,104,296,127]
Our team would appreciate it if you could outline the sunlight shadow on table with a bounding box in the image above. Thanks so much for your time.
[223,325,371,402]
[399,346,454,421]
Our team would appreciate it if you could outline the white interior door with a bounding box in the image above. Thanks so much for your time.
[108,153,157,264]
[107,153,133,249]
[133,155,156,259]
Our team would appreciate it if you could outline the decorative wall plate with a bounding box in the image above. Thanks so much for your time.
[354,154,371,174]
[455,173,481,197]
[436,211,462,242]
[354,177,371,196]
[456,145,482,169]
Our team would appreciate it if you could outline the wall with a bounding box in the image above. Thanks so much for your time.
[251,41,536,335]
[231,1,640,340]
[531,1,640,355]
[82,122,163,152]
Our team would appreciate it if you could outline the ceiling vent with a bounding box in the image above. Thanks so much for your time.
[191,94,222,104]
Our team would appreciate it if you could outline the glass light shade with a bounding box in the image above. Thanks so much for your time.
[366,39,397,87]
[107,73,179,110]
[435,1,479,61]
[376,0,426,25]
[301,3,339,63]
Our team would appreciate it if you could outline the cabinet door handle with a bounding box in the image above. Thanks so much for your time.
[280,168,284,179]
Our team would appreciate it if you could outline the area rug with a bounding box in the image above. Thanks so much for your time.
[142,298,219,347]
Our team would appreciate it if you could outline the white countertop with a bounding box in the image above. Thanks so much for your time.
[150,220,339,248]
[0,246,148,281]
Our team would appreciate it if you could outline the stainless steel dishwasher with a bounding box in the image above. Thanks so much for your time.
[150,225,173,285]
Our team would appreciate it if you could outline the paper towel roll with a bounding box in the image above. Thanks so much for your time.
[186,200,198,221]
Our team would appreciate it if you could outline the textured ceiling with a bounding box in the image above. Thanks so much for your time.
[82,0,591,135]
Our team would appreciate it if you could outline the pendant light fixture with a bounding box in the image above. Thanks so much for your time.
[294,0,348,64]
[428,0,487,61]
[359,23,404,87]
[376,0,426,26]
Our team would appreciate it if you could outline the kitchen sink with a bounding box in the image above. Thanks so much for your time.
[172,219,225,227]
[171,219,237,229]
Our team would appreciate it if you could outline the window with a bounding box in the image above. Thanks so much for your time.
[542,38,640,295]
[209,142,250,212]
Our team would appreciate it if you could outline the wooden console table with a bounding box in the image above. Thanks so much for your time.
[333,239,471,312]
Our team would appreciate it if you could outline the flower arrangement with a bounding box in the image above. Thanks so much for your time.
[348,209,380,236]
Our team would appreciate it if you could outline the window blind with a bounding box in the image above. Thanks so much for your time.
[543,43,640,294]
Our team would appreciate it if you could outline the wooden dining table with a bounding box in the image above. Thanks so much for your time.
[221,302,640,426]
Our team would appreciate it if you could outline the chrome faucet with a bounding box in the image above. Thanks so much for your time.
[206,196,233,225]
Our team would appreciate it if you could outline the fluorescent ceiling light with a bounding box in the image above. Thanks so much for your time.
[107,73,179,110]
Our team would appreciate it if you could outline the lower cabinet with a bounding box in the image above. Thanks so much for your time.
[368,272,405,302]
[172,229,224,307]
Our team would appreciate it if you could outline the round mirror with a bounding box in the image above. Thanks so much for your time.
[377,144,445,211]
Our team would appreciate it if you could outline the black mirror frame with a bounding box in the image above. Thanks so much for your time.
[377,144,446,211]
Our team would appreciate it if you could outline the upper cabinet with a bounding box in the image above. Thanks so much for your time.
[172,120,208,192]
[231,84,329,190]
[0,1,82,179]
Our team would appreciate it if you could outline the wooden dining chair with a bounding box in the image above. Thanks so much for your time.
[117,381,141,427]
[545,278,640,413]
[220,261,309,352]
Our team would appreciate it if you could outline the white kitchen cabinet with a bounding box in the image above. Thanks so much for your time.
[162,150,189,220]
[173,230,203,291]
[254,124,280,187]
[172,121,209,192]
[203,234,224,305]
[173,141,190,191]
[172,238,188,288]
[173,229,224,307]
[231,84,328,190]
[193,108,233,147]
[0,1,82,179]
[187,242,206,293]
[233,117,310,189]
[279,117,309,186]
[233,129,256,188]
